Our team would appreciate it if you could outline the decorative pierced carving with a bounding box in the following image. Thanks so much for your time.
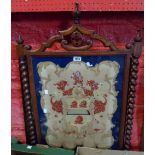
[18,53,37,145]
[71,31,83,47]
[16,2,118,53]
[124,31,142,150]
[30,24,118,53]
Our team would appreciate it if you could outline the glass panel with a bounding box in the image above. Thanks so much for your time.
[32,55,125,149]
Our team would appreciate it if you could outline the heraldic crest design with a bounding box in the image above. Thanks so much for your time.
[37,60,120,149]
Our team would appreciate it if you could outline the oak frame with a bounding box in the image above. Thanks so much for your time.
[16,22,142,150]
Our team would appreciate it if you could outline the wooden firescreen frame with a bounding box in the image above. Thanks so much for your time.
[16,5,142,150]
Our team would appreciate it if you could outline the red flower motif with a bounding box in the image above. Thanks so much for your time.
[71,101,78,108]
[83,88,93,96]
[71,71,83,85]
[93,100,106,114]
[80,100,87,108]
[87,80,98,90]
[75,115,83,124]
[63,88,73,96]
[51,98,62,113]
[55,80,67,91]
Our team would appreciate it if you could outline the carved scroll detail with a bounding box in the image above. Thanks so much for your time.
[17,23,119,54]
[124,31,142,150]
[15,2,120,54]
[58,24,118,51]
[19,56,37,145]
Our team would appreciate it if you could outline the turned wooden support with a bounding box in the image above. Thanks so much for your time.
[17,37,37,145]
[124,31,142,150]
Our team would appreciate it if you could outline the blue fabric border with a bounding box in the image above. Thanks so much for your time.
[32,55,125,149]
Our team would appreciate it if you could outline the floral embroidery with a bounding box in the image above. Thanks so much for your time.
[55,80,67,91]
[51,98,62,113]
[75,115,83,124]
[93,99,107,114]
[80,100,87,108]
[71,71,83,85]
[55,81,73,96]
[63,88,73,96]
[38,61,119,149]
[87,80,98,90]
[83,88,93,96]
[71,101,78,108]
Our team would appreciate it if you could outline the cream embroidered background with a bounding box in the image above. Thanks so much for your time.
[37,60,120,149]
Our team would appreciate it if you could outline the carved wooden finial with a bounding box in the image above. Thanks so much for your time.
[17,35,24,44]
[74,1,80,24]
[133,30,142,58]
[134,30,142,42]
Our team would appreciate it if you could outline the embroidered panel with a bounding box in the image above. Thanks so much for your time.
[32,55,125,149]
